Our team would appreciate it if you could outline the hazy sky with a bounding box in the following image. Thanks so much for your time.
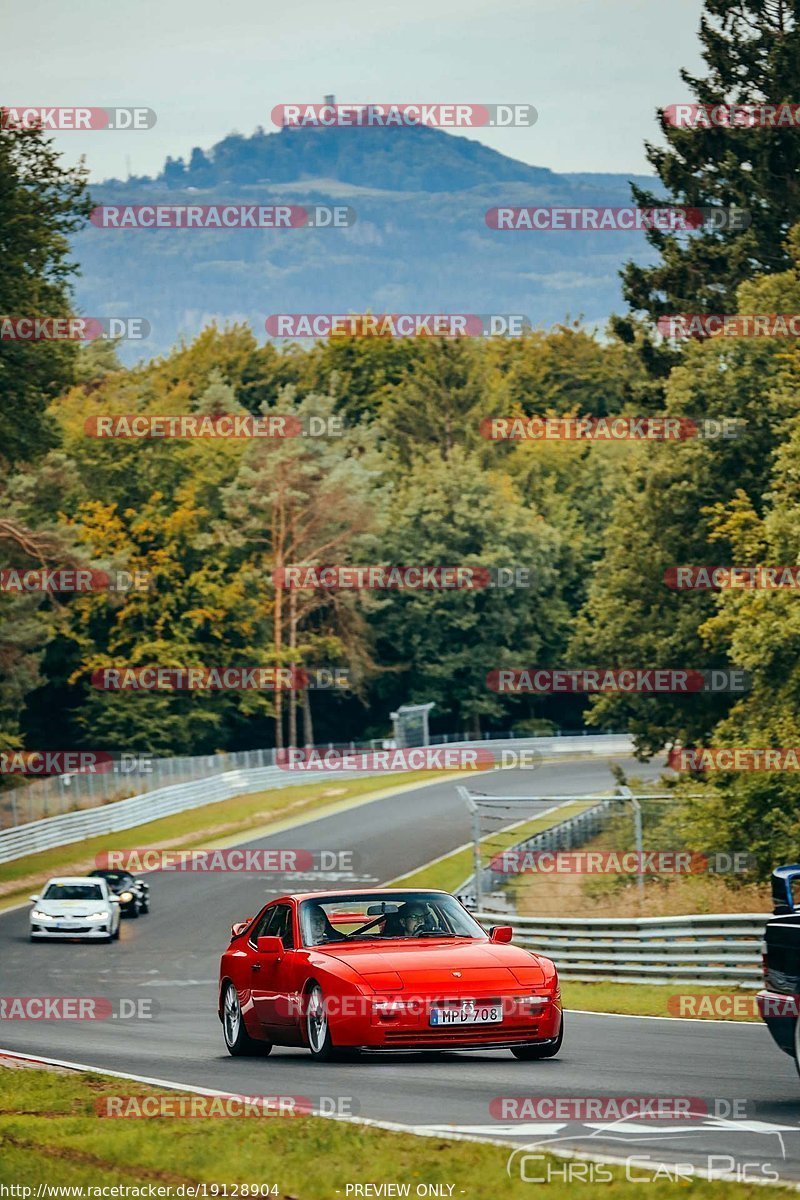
[4,0,706,181]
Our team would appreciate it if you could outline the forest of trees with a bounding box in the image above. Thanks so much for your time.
[3,1,800,877]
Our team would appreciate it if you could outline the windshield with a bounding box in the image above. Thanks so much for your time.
[299,892,485,947]
[43,883,104,901]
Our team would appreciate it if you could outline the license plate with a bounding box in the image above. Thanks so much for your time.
[429,1002,502,1026]
[56,922,78,929]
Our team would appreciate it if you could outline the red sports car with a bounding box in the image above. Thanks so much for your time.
[218,888,563,1060]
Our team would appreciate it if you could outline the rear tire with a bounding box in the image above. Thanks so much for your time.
[511,1014,563,1061]
[222,982,272,1057]
[129,903,140,919]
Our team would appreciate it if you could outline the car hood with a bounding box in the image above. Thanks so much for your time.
[316,939,549,989]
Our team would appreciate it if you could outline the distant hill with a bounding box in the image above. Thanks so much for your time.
[72,125,659,360]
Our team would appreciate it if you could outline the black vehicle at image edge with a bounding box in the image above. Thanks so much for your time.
[758,864,800,1071]
[88,869,150,917]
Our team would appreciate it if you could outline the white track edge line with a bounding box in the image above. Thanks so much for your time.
[0,1047,796,1191]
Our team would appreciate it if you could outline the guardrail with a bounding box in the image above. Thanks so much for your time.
[0,729,631,828]
[457,798,615,909]
[473,910,768,987]
[0,734,633,864]
[0,767,296,865]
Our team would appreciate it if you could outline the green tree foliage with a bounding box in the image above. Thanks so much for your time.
[368,448,569,733]
[574,233,800,753]
[622,0,800,322]
[0,125,92,464]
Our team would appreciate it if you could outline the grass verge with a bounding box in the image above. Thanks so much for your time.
[0,1063,786,1197]
[562,981,762,1021]
[388,799,598,893]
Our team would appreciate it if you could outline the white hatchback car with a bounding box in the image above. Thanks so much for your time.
[29,876,121,942]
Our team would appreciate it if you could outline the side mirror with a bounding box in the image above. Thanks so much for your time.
[231,920,250,938]
[109,895,120,903]
[256,935,284,958]
[29,895,39,903]
[489,925,513,943]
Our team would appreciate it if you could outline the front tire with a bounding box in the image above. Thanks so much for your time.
[511,1014,563,1061]
[222,982,272,1057]
[305,983,338,1062]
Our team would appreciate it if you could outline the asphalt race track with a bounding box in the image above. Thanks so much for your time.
[2,757,799,1183]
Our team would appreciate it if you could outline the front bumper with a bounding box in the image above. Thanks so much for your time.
[340,993,562,1050]
[30,922,112,939]
[757,989,797,1056]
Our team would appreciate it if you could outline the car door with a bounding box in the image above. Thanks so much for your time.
[248,903,297,1030]
[98,879,118,933]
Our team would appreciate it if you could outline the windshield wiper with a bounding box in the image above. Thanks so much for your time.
[413,931,475,938]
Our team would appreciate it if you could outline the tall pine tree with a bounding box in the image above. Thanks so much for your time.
[622,0,800,323]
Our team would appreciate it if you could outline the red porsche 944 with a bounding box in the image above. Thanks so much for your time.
[218,888,563,1060]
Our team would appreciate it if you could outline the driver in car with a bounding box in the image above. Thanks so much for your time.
[307,903,339,945]
[384,901,428,937]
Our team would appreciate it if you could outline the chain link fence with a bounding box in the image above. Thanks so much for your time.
[0,728,621,829]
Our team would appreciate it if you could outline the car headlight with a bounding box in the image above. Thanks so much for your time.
[119,892,134,902]
[30,910,48,920]
[87,912,109,920]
